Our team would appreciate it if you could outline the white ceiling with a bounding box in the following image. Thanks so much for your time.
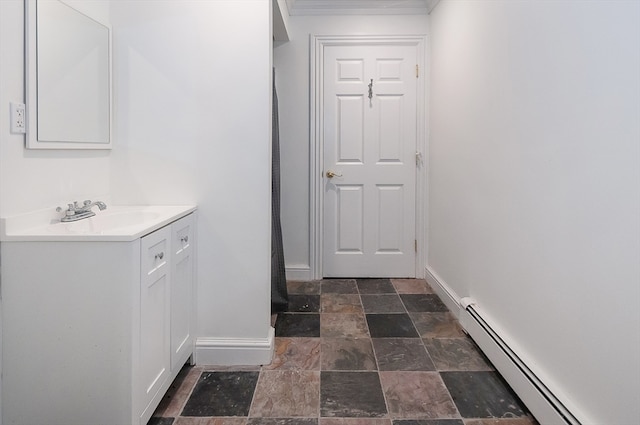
[285,0,441,15]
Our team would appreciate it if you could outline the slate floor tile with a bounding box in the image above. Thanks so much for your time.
[390,279,434,294]
[148,418,175,425]
[288,295,321,313]
[424,338,493,371]
[287,281,321,295]
[400,294,449,313]
[321,280,358,294]
[275,313,320,337]
[361,294,406,313]
[321,419,392,425]
[181,372,259,416]
[153,365,202,417]
[321,338,377,370]
[201,365,261,372]
[320,371,388,417]
[264,338,321,370]
[250,370,320,417]
[321,294,363,313]
[463,419,537,425]
[156,279,536,425]
[440,371,527,418]
[409,313,466,338]
[392,420,463,425]
[372,338,435,371]
[174,418,247,425]
[321,313,369,338]
[356,278,396,294]
[379,371,458,419]
[366,314,419,338]
[247,419,318,425]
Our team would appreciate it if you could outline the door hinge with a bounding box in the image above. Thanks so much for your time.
[415,240,417,252]
[416,64,419,78]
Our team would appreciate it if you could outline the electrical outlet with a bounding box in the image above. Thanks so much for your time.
[10,102,26,134]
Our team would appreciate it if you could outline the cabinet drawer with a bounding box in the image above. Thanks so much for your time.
[172,214,194,257]
[142,227,171,276]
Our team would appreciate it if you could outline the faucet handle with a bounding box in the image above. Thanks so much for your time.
[56,204,75,216]
[83,200,91,206]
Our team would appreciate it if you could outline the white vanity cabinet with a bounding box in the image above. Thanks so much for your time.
[0,209,196,425]
[137,213,195,423]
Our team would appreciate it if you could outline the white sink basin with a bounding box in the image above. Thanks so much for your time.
[1,205,196,241]
[55,210,162,234]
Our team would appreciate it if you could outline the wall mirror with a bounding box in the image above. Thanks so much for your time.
[25,0,112,149]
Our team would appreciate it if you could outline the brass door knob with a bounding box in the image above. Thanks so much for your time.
[326,170,342,178]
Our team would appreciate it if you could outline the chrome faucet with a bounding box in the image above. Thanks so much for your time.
[56,200,107,222]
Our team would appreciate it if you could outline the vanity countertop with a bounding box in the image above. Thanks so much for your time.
[0,205,197,242]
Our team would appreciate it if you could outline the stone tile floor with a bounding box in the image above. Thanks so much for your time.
[149,279,538,425]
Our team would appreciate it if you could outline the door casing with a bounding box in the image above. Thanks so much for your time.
[310,35,428,280]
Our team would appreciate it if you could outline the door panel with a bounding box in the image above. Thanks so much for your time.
[337,95,365,163]
[376,184,404,252]
[336,184,364,253]
[323,43,417,278]
[337,59,364,80]
[377,95,404,162]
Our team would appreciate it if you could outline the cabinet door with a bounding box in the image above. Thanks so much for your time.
[171,214,195,370]
[139,226,172,412]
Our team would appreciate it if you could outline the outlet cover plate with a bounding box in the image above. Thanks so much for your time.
[10,102,26,134]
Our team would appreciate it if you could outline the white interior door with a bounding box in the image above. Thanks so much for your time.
[322,43,417,278]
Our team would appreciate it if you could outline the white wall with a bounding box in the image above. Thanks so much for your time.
[110,0,273,348]
[428,1,640,424]
[0,1,111,419]
[1,0,272,367]
[274,14,429,279]
[0,0,111,217]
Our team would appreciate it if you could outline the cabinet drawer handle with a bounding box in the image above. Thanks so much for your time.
[181,236,189,243]
[155,252,164,260]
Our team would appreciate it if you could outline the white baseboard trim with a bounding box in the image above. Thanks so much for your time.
[285,265,312,281]
[459,302,579,425]
[425,265,581,424]
[424,266,462,318]
[194,327,275,366]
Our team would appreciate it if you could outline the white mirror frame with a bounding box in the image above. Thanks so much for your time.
[25,0,113,150]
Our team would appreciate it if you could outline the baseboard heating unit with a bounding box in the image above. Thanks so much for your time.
[459,297,581,425]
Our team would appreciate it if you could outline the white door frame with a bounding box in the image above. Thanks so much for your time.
[309,34,428,280]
